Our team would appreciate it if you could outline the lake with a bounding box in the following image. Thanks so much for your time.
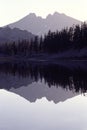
[0,61,87,130]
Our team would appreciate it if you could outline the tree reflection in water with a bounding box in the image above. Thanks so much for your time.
[0,61,87,93]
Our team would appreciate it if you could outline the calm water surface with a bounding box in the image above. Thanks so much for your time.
[0,61,87,130]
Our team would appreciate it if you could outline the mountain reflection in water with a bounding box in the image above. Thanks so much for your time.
[0,61,87,94]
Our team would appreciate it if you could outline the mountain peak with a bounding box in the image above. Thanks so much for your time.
[46,12,60,18]
[28,13,36,18]
[46,14,52,19]
[53,12,60,16]
[8,12,81,36]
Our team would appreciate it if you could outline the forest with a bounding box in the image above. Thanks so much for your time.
[0,22,87,56]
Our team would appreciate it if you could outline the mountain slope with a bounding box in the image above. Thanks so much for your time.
[9,12,82,36]
[10,81,78,103]
[0,26,35,43]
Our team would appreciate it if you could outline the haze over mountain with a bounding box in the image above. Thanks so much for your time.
[0,26,35,43]
[9,12,82,36]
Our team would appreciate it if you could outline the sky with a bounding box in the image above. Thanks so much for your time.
[0,0,86,26]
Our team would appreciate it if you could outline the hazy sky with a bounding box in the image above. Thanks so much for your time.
[0,0,86,26]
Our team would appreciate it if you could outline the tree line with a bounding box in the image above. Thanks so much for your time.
[0,22,87,55]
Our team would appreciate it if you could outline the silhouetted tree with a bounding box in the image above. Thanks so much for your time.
[0,23,87,55]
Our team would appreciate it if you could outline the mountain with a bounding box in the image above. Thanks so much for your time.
[0,70,78,104]
[0,72,78,104]
[0,26,35,43]
[8,12,82,36]
[0,62,79,103]
[0,73,34,90]
[10,81,78,104]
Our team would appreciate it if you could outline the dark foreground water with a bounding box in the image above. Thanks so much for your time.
[0,61,87,130]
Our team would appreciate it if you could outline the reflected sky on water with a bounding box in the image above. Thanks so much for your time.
[0,89,87,130]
